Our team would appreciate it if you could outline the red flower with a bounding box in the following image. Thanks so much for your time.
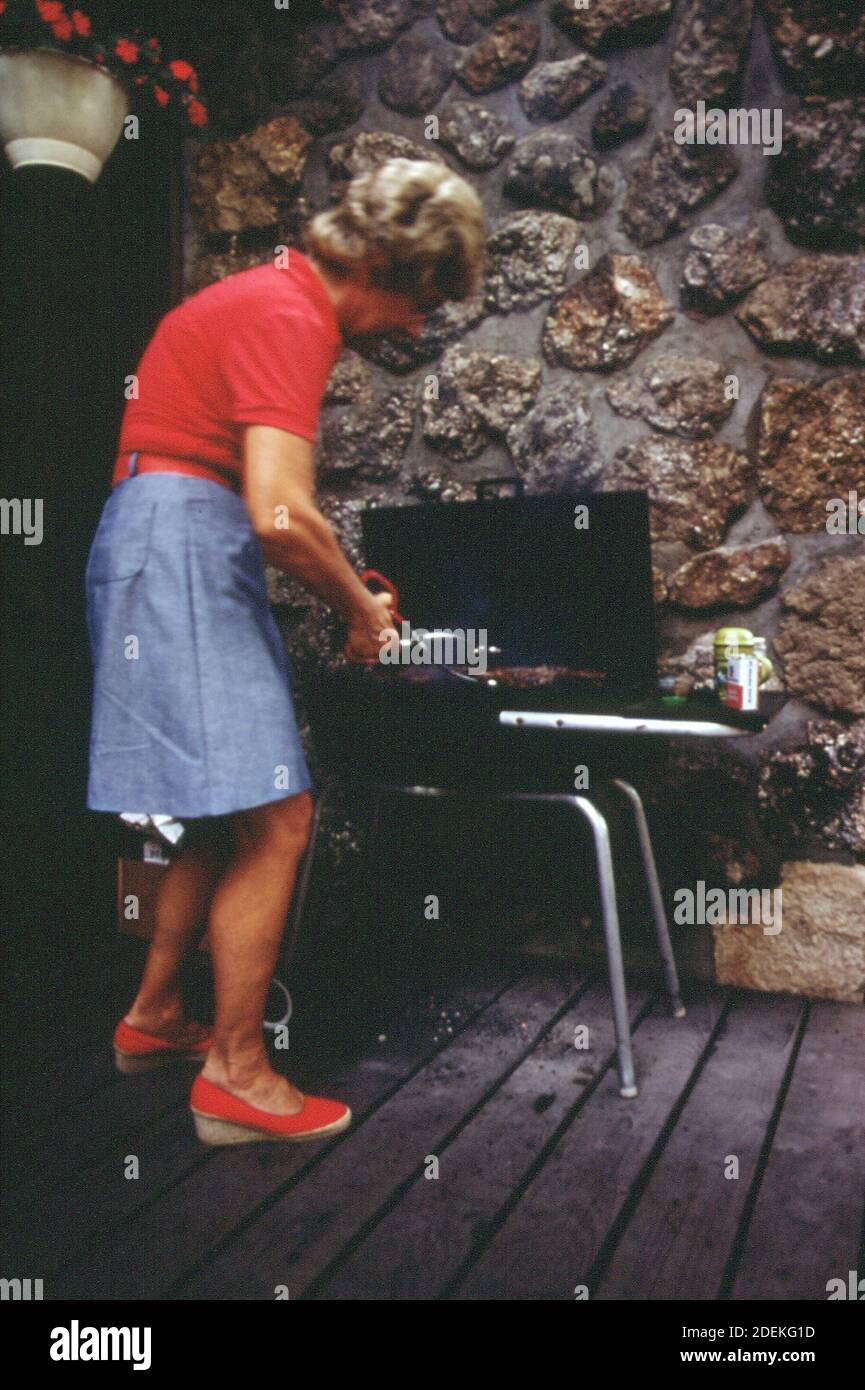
[71,9,90,36]
[94,50,105,62]
[37,2,66,20]
[169,60,199,92]
[115,38,139,64]
[153,84,169,107]
[187,98,207,128]
[0,2,7,15]
[52,17,73,38]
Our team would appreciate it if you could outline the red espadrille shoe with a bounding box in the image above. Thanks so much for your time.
[113,1018,212,1074]
[190,1073,351,1146]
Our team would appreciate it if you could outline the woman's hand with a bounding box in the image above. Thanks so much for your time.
[345,592,400,663]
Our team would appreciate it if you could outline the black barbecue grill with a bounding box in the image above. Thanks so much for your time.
[290,482,772,1097]
[305,483,663,792]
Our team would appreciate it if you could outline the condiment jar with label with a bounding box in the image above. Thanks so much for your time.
[713,628,773,707]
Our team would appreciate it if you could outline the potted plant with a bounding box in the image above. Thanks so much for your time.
[0,1,207,181]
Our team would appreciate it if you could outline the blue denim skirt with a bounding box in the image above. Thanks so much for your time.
[85,470,312,817]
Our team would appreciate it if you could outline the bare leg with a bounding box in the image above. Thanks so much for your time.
[201,791,313,1115]
[124,822,227,1045]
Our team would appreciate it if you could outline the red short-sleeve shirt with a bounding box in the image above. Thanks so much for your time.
[115,252,343,484]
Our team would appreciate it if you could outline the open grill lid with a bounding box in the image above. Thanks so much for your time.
[359,479,658,702]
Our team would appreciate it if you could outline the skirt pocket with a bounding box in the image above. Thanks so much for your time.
[86,497,157,584]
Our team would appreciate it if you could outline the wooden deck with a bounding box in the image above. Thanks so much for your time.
[5,960,864,1301]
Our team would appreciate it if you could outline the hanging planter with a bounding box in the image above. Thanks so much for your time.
[0,47,131,180]
[0,2,207,183]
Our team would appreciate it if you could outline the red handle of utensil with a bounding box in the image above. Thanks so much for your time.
[343,568,405,662]
[357,569,405,625]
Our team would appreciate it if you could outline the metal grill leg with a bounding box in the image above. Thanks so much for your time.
[571,795,638,1099]
[610,779,686,1018]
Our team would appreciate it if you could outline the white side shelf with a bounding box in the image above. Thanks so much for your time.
[498,710,749,739]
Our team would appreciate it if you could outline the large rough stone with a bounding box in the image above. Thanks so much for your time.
[553,0,674,52]
[504,132,614,221]
[436,0,485,44]
[318,387,416,480]
[436,0,528,40]
[293,71,365,136]
[421,345,542,460]
[188,118,312,236]
[765,100,865,250]
[605,352,735,438]
[713,861,865,1004]
[681,224,770,312]
[422,402,486,461]
[762,0,865,94]
[323,351,375,408]
[267,30,335,101]
[407,466,478,502]
[484,210,581,314]
[603,436,753,549]
[379,35,455,113]
[327,131,445,192]
[542,254,673,371]
[667,538,791,609]
[622,134,738,246]
[591,83,650,149]
[517,55,607,122]
[759,720,865,857]
[358,293,487,373]
[455,16,540,93]
[670,0,755,105]
[506,385,603,494]
[437,101,515,171]
[334,0,427,53]
[775,554,865,716]
[756,375,865,532]
[737,256,865,363]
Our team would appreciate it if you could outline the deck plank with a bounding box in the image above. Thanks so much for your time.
[15,967,862,1303]
[316,983,653,1299]
[20,1102,209,1276]
[3,1052,120,1185]
[53,967,519,1297]
[177,971,587,1300]
[457,990,727,1299]
[10,1066,200,1270]
[730,1000,865,1301]
[594,992,804,1300]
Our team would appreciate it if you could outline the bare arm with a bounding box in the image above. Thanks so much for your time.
[242,424,396,661]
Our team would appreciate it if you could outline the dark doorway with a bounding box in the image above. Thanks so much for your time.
[0,116,183,1094]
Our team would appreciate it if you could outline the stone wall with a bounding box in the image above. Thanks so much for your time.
[181,0,865,1003]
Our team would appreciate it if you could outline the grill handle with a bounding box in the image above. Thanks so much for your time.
[475,477,525,502]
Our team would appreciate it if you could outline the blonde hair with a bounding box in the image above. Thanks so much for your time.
[305,158,486,309]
